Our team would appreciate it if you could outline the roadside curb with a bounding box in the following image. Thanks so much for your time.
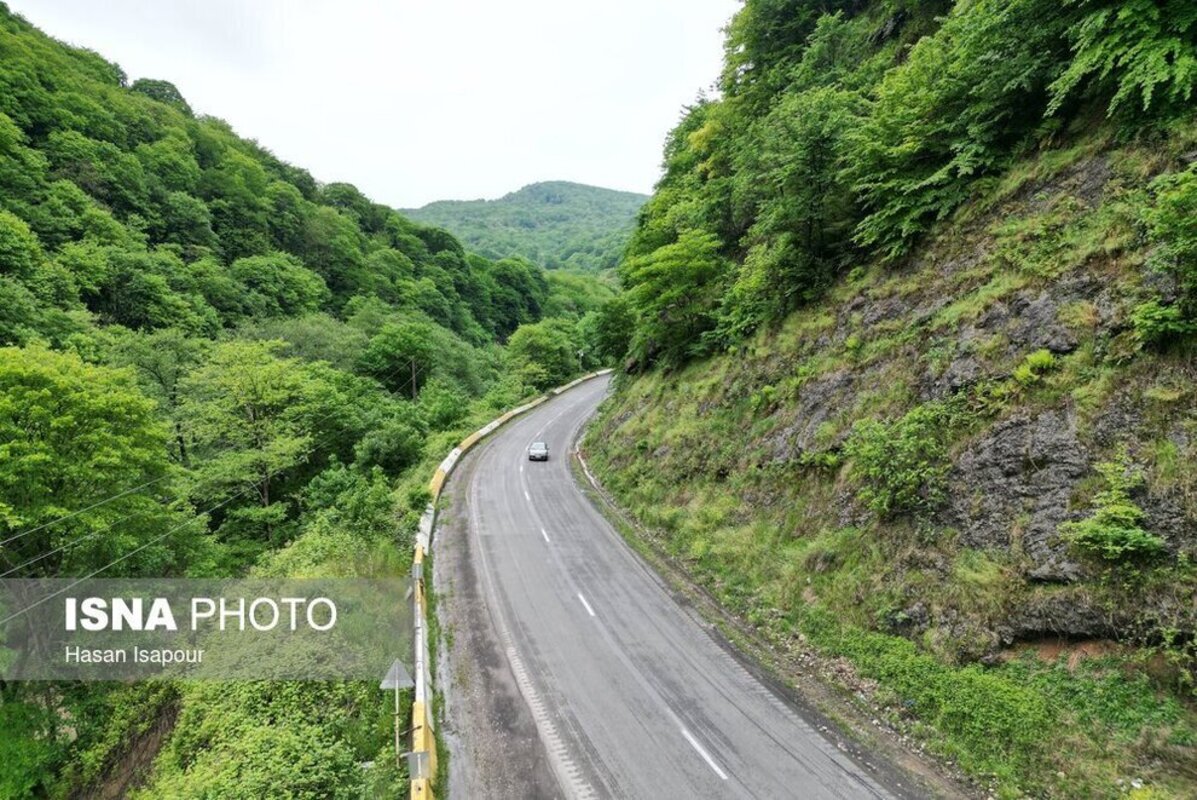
[408,369,612,800]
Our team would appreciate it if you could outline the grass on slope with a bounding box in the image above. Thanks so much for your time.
[585,128,1197,799]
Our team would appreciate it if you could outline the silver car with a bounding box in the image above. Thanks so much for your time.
[528,441,549,461]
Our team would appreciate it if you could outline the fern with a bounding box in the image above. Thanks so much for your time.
[1049,0,1197,116]
[1060,448,1167,562]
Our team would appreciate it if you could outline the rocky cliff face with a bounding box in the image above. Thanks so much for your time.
[588,135,1197,663]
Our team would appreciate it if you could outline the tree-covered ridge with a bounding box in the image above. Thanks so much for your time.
[619,0,1197,368]
[0,3,570,347]
[405,181,648,272]
[0,2,620,796]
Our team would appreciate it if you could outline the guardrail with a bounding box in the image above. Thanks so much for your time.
[408,369,613,800]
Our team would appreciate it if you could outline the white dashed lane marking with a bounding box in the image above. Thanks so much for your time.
[681,727,729,781]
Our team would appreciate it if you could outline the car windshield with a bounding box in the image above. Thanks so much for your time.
[532,442,547,449]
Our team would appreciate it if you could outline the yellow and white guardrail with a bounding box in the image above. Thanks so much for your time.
[408,368,612,800]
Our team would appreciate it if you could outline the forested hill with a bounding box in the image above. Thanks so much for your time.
[0,4,578,347]
[0,3,621,797]
[589,1,1197,797]
[405,181,647,272]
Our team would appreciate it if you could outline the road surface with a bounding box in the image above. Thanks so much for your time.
[435,376,918,799]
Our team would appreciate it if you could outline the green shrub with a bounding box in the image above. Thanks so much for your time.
[843,403,951,517]
[1131,299,1197,346]
[1137,165,1197,346]
[1061,448,1167,561]
[1012,348,1058,385]
[847,0,1071,259]
[800,608,1051,783]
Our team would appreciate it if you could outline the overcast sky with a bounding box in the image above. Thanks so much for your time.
[10,0,739,208]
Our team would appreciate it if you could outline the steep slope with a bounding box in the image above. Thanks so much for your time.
[588,1,1197,798]
[0,3,614,797]
[406,181,647,272]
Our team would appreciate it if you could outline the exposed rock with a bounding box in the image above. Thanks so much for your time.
[899,601,930,631]
[869,10,907,45]
[1089,388,1149,452]
[767,369,856,461]
[1143,490,1193,554]
[940,355,983,395]
[1001,592,1121,643]
[947,408,1089,582]
[861,295,910,326]
[1003,290,1079,355]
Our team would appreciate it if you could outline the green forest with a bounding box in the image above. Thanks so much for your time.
[0,2,625,796]
[4,0,1197,797]
[588,0,1197,797]
[406,181,647,273]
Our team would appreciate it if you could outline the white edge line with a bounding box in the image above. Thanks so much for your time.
[576,592,596,617]
[681,727,729,781]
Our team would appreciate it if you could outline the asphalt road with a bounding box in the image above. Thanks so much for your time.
[436,376,915,800]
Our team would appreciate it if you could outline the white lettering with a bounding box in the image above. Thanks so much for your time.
[308,597,336,631]
[191,597,216,628]
[218,598,245,631]
[80,597,107,631]
[249,598,278,631]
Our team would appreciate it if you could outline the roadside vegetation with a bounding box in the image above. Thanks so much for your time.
[591,1,1197,797]
[0,3,626,796]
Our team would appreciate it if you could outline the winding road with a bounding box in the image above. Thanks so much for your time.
[434,375,919,799]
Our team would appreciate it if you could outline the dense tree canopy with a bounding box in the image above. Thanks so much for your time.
[0,346,204,577]
[406,181,647,272]
[619,0,1197,369]
[0,3,621,795]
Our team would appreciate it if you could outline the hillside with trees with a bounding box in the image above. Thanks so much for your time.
[405,181,647,272]
[0,2,618,796]
[588,1,1197,797]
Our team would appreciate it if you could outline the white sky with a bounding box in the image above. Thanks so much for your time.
[10,0,739,208]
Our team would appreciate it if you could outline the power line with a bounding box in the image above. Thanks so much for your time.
[0,359,434,583]
[0,355,429,550]
[0,476,171,549]
[0,405,392,623]
[0,506,155,578]
[0,482,258,626]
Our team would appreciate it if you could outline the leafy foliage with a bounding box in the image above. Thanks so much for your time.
[719,85,863,338]
[1061,449,1167,561]
[1049,0,1197,117]
[1145,166,1197,305]
[620,230,728,368]
[0,346,205,576]
[505,318,581,390]
[621,0,1197,365]
[843,403,952,517]
[847,0,1070,259]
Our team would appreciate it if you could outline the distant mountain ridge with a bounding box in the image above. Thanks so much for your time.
[405,181,647,272]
